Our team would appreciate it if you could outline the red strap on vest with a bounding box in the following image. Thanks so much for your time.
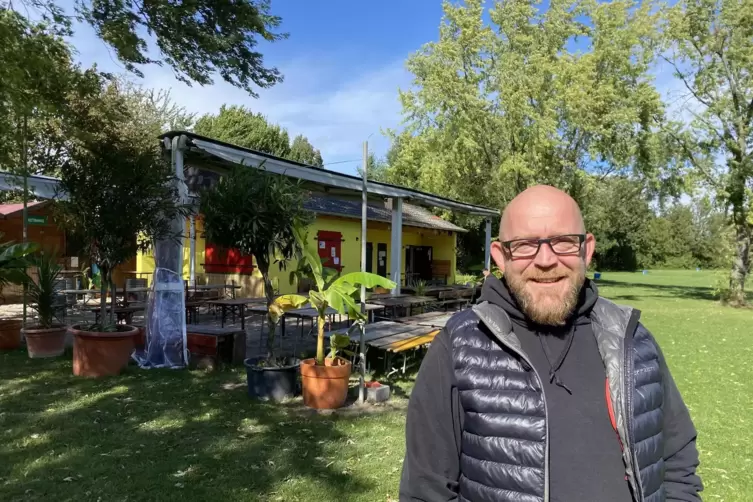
[605,377,624,452]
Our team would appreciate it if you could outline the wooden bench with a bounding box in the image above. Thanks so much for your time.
[133,325,246,367]
[437,287,475,311]
[187,325,246,365]
[431,260,451,284]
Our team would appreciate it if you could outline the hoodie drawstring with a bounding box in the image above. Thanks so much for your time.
[538,325,575,394]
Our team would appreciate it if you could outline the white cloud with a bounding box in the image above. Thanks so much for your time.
[64,17,411,174]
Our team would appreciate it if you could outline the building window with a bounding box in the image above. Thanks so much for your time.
[204,241,255,274]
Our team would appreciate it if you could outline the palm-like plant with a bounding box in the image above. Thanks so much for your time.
[199,165,314,365]
[0,239,38,293]
[276,226,395,366]
[24,251,63,328]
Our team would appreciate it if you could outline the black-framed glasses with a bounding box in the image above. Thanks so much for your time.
[502,234,586,259]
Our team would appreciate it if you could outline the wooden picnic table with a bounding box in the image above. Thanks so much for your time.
[324,312,454,353]
[369,295,435,318]
[85,304,145,325]
[208,297,266,329]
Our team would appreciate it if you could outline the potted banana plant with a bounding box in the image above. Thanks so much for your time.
[0,239,38,350]
[283,226,395,409]
[21,251,68,358]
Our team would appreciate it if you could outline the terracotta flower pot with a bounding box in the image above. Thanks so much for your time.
[22,325,67,358]
[0,319,22,351]
[70,325,138,378]
[300,357,352,409]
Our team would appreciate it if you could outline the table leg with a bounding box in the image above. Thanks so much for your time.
[240,305,245,331]
[221,305,226,328]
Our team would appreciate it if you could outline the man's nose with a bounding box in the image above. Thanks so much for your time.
[533,242,558,268]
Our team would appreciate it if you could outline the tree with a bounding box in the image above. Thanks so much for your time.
[4,0,286,97]
[661,0,753,305]
[0,10,79,172]
[55,78,189,328]
[584,176,654,271]
[289,135,323,166]
[194,105,291,157]
[194,105,325,166]
[199,166,313,364]
[356,152,389,182]
[388,0,666,210]
[117,78,197,135]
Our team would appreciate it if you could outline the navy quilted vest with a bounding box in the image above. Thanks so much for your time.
[447,299,665,502]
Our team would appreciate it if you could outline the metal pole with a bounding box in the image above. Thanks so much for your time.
[21,115,28,329]
[358,141,368,404]
[189,215,196,286]
[484,218,492,271]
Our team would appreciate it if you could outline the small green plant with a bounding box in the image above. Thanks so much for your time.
[328,333,354,361]
[412,279,427,296]
[712,270,734,304]
[0,238,38,292]
[24,251,64,328]
[278,226,396,366]
[455,273,477,285]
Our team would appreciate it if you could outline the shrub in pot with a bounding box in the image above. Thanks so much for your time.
[286,226,395,409]
[21,251,68,358]
[199,165,313,401]
[54,78,188,377]
[0,239,38,350]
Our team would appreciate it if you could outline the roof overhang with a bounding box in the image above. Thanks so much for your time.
[160,131,498,218]
[0,172,67,200]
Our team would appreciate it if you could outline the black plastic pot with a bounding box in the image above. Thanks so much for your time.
[244,357,300,402]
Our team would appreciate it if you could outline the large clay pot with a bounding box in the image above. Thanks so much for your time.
[300,357,352,409]
[22,325,67,358]
[0,319,22,350]
[70,325,138,377]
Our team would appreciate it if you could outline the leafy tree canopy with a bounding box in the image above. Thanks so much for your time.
[194,104,324,166]
[661,0,753,304]
[2,0,286,97]
[385,0,666,210]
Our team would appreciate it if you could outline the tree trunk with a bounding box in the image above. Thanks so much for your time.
[257,259,276,363]
[316,313,325,366]
[98,267,107,329]
[728,218,751,306]
[109,273,117,327]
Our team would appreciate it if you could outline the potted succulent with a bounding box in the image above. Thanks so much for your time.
[55,79,188,377]
[199,165,313,401]
[21,250,68,358]
[283,226,395,409]
[0,239,38,350]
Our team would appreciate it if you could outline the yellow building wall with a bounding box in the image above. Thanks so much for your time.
[135,214,460,297]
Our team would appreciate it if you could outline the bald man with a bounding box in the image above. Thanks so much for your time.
[400,186,702,502]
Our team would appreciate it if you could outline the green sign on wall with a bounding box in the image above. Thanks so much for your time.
[26,215,48,225]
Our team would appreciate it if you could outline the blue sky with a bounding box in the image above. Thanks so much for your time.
[60,0,690,176]
[61,0,450,175]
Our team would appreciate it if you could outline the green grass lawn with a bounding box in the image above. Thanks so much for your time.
[1,270,751,501]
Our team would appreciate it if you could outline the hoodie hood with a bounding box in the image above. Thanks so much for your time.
[479,273,598,329]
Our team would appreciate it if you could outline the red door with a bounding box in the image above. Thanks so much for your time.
[317,231,342,273]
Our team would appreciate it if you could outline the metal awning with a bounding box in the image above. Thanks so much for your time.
[159,131,498,218]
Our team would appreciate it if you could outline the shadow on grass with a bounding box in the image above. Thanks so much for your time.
[595,279,720,302]
[0,349,379,502]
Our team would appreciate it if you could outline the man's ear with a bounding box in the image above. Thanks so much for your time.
[491,241,506,273]
[584,232,596,267]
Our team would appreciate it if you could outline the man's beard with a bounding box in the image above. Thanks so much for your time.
[506,264,586,326]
